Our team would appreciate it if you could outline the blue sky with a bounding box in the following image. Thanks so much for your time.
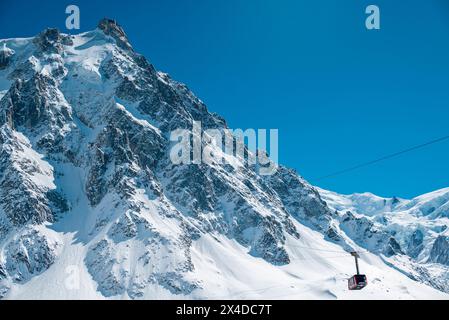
[1,0,448,198]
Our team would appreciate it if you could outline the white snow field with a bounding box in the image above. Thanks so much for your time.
[5,225,447,299]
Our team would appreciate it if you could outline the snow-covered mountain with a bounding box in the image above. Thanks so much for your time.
[0,19,447,299]
[319,187,449,293]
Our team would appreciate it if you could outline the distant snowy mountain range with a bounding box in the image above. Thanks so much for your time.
[318,187,449,294]
[0,19,447,299]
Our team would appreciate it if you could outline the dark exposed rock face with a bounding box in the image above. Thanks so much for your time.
[0,74,72,130]
[33,28,73,54]
[429,236,449,265]
[98,18,133,51]
[407,229,424,258]
[4,228,60,283]
[265,167,332,227]
[0,127,56,228]
[384,237,404,257]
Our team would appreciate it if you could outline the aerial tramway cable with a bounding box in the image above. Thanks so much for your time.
[312,133,449,182]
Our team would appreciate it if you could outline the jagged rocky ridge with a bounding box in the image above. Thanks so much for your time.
[0,19,447,298]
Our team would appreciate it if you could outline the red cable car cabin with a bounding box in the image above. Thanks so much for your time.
[348,274,367,290]
[348,252,367,290]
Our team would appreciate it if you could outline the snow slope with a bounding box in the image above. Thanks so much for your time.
[6,218,447,300]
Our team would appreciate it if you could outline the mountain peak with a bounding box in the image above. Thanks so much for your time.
[97,18,132,51]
